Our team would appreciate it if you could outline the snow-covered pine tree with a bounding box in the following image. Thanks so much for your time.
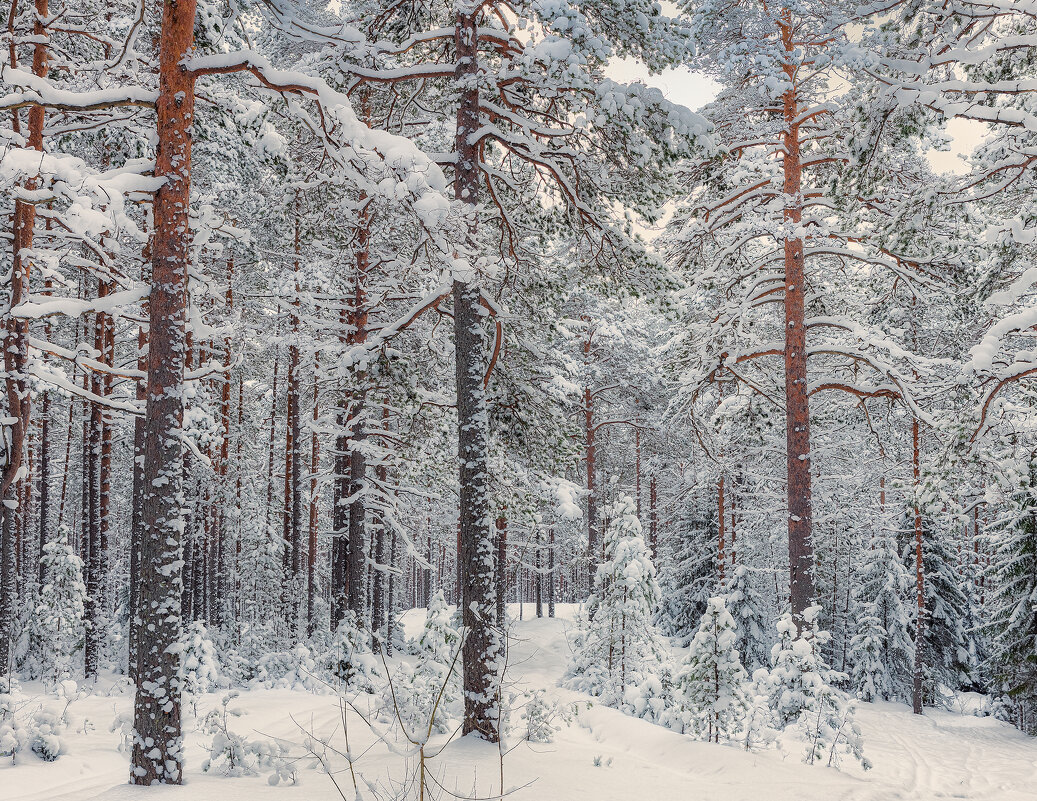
[656,497,717,645]
[35,532,86,685]
[899,511,973,704]
[323,610,382,695]
[671,596,750,742]
[388,590,463,735]
[566,497,668,717]
[849,530,914,702]
[178,621,223,697]
[724,565,772,673]
[986,463,1037,722]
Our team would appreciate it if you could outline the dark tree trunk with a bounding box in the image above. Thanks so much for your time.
[386,531,398,656]
[330,307,349,630]
[582,318,598,586]
[535,534,543,618]
[131,0,197,782]
[717,472,726,585]
[453,4,499,741]
[547,527,555,618]
[84,309,103,678]
[37,388,49,587]
[495,515,507,626]
[307,354,319,635]
[345,188,371,625]
[912,416,925,715]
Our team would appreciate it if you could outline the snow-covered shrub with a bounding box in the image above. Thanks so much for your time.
[110,712,134,754]
[0,694,68,764]
[178,620,224,696]
[739,684,778,752]
[254,645,325,692]
[321,611,383,694]
[763,607,870,769]
[521,689,573,743]
[381,594,462,735]
[202,692,294,780]
[669,596,751,742]
[565,497,669,717]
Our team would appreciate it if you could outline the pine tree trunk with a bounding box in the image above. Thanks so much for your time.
[131,0,197,781]
[912,415,925,715]
[648,475,657,556]
[330,306,349,630]
[215,257,234,629]
[386,531,398,656]
[779,11,815,623]
[583,318,598,586]
[307,354,319,635]
[1,0,47,670]
[454,4,499,741]
[84,308,103,678]
[547,527,556,618]
[535,534,543,618]
[495,514,507,625]
[264,346,279,534]
[371,403,390,646]
[718,472,726,584]
[344,187,372,625]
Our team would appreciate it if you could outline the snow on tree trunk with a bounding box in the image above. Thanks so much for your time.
[130,0,198,783]
[452,2,500,742]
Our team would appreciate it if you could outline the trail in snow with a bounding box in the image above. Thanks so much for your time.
[4,606,1037,801]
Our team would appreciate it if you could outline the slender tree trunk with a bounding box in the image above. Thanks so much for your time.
[84,305,103,678]
[214,256,233,629]
[649,475,657,556]
[386,531,398,655]
[330,305,349,630]
[779,11,815,622]
[583,319,598,585]
[912,415,925,715]
[307,354,319,635]
[535,533,543,618]
[495,514,507,626]
[131,0,197,781]
[717,472,726,584]
[263,345,279,534]
[634,427,641,521]
[1,0,47,670]
[346,184,371,624]
[371,404,389,646]
[547,527,556,618]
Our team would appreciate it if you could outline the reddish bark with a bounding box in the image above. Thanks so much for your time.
[779,10,815,623]
[131,0,198,782]
[1,0,47,666]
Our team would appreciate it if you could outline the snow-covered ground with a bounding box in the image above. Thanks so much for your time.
[4,605,1036,801]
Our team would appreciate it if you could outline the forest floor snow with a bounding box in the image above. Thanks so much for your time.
[4,604,1037,801]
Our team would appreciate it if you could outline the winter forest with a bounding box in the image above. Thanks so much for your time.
[3,0,1037,799]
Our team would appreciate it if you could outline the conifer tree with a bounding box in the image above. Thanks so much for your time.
[35,532,86,685]
[849,531,914,702]
[672,596,750,742]
[566,497,668,713]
